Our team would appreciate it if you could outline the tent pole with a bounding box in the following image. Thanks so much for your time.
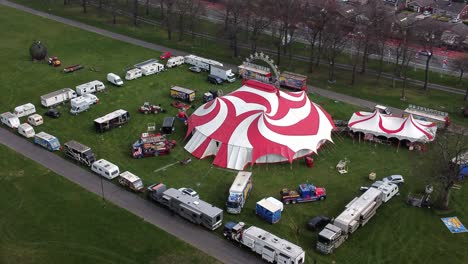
[359,133,361,144]
[397,140,400,153]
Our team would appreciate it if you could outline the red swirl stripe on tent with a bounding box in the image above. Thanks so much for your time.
[184,80,335,170]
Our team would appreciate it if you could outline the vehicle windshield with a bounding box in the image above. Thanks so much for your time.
[134,180,143,189]
[116,78,122,82]
[317,235,331,245]
[51,141,60,148]
[226,201,239,208]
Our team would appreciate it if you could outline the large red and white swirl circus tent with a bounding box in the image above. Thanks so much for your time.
[184,80,335,170]
[347,110,437,143]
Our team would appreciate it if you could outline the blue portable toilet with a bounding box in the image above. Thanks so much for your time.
[256,197,283,224]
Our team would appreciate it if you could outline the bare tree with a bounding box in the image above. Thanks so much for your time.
[303,0,328,72]
[133,0,139,26]
[391,17,418,90]
[109,0,118,24]
[224,0,245,57]
[244,0,270,52]
[453,53,468,84]
[187,0,204,40]
[426,131,468,210]
[82,0,87,13]
[322,11,349,84]
[400,48,415,101]
[164,0,175,40]
[176,0,190,41]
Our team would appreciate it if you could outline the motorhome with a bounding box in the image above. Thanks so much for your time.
[107,73,124,86]
[94,109,130,133]
[34,132,61,151]
[27,114,43,126]
[140,63,165,76]
[40,88,77,107]
[64,140,96,166]
[226,171,253,214]
[91,159,120,180]
[184,54,223,71]
[17,123,35,138]
[75,80,105,95]
[1,112,20,128]
[166,56,184,68]
[125,68,143,80]
[14,103,36,117]
[70,94,98,115]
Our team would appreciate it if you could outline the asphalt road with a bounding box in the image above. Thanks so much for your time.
[0,127,262,264]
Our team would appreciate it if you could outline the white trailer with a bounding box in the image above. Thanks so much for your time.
[40,88,77,108]
[141,63,165,76]
[226,171,253,214]
[91,159,120,180]
[17,123,35,138]
[370,181,399,203]
[27,114,43,126]
[75,80,105,95]
[166,56,184,68]
[1,112,20,128]
[14,103,36,118]
[70,94,98,115]
[224,222,305,264]
[125,68,143,80]
[184,54,223,71]
[210,65,236,83]
[316,188,386,254]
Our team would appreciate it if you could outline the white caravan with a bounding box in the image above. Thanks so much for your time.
[40,88,77,107]
[184,54,223,71]
[125,68,143,80]
[166,56,184,68]
[70,94,98,115]
[27,114,43,126]
[14,103,36,118]
[371,181,399,203]
[107,73,124,86]
[141,63,165,76]
[17,123,35,138]
[91,159,120,180]
[75,80,105,95]
[1,112,20,128]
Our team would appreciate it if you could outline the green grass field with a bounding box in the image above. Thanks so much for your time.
[0,144,219,264]
[1,5,468,264]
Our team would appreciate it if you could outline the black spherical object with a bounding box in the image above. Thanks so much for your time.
[30,40,47,61]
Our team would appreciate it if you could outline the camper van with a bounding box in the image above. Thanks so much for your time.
[107,73,124,86]
[75,80,105,95]
[125,68,143,80]
[27,114,43,126]
[166,56,184,68]
[14,103,36,118]
[1,112,20,128]
[40,88,77,108]
[34,132,61,151]
[141,63,165,76]
[91,159,120,180]
[17,123,35,138]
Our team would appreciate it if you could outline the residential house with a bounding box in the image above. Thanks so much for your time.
[433,1,468,19]
[407,0,436,13]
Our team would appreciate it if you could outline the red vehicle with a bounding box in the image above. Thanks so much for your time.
[138,102,166,114]
[171,101,191,111]
[63,64,84,73]
[280,183,326,204]
[160,51,172,60]
[132,133,176,158]
[48,56,61,67]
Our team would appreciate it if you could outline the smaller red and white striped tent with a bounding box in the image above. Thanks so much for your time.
[348,110,437,143]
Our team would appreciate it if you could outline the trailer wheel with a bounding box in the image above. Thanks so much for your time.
[320,196,325,201]
[292,200,296,204]
[285,200,290,205]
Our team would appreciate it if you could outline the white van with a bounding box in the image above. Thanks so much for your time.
[107,73,124,86]
[18,123,35,138]
[14,103,36,118]
[1,112,20,128]
[91,159,120,180]
[125,68,143,80]
[28,114,43,126]
[76,80,105,95]
[166,56,184,68]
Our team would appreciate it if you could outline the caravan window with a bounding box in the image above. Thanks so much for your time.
[105,172,109,176]
[216,215,221,222]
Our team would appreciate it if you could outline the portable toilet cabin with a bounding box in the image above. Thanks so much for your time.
[18,123,35,138]
[1,112,20,128]
[34,131,61,151]
[256,197,282,224]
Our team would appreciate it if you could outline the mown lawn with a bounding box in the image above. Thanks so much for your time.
[0,144,219,264]
[1,5,467,264]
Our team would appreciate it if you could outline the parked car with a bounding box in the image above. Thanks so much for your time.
[178,187,199,199]
[418,50,432,56]
[207,74,223,85]
[423,11,431,16]
[383,175,405,185]
[307,215,331,231]
[189,66,202,73]
[160,51,172,60]
[451,18,461,23]
[44,108,60,118]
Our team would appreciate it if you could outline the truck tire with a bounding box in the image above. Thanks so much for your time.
[320,196,325,201]
[285,200,290,205]
[292,200,296,204]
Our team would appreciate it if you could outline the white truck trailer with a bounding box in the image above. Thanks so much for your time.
[40,88,77,107]
[316,187,387,254]
[75,80,105,95]
[14,103,36,118]
[125,68,143,80]
[184,54,223,71]
[226,171,253,214]
[209,65,236,83]
[223,222,305,264]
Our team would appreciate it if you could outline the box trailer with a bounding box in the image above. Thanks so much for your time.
[14,103,36,118]
[166,56,184,68]
[125,68,143,80]
[256,197,283,224]
[209,65,236,83]
[27,114,43,126]
[94,109,130,133]
[141,63,165,76]
[147,184,223,230]
[184,54,223,71]
[279,71,307,91]
[118,171,144,192]
[170,86,195,102]
[224,222,305,264]
[91,159,120,180]
[34,131,61,151]
[1,112,20,128]
[64,140,96,166]
[403,104,450,128]
[40,88,77,108]
[75,80,105,95]
[226,171,253,214]
[18,123,35,138]
[238,64,272,83]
